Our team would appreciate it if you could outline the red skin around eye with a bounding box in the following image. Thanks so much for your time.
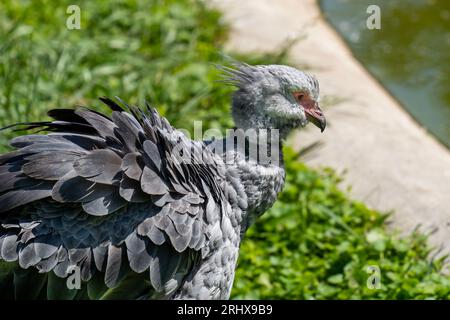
[293,92,305,103]
[293,92,315,109]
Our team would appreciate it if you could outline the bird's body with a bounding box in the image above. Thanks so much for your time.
[174,136,286,299]
[0,63,324,299]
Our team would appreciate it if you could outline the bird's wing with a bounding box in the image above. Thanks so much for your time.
[0,97,226,297]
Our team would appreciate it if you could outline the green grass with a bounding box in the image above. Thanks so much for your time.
[1,0,449,299]
[233,149,450,299]
[0,0,232,151]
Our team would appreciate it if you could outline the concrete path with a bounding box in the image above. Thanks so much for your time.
[212,0,450,254]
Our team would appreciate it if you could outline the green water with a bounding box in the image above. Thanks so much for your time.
[320,0,450,148]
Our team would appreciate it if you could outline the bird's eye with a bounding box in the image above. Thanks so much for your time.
[293,92,305,102]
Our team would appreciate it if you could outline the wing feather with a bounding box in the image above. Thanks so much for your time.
[0,97,227,297]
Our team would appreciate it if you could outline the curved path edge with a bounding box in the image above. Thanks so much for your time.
[211,0,450,255]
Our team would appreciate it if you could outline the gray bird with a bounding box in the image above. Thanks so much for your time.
[0,62,325,300]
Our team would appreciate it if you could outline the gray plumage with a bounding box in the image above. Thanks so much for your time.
[0,62,325,299]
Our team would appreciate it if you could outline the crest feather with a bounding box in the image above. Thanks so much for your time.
[215,61,258,88]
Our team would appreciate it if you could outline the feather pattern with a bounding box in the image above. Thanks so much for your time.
[0,97,233,299]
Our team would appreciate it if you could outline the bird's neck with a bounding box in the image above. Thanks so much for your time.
[212,129,286,227]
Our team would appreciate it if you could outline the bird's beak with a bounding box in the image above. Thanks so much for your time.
[304,101,326,132]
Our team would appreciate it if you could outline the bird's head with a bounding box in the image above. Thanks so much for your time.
[221,62,325,138]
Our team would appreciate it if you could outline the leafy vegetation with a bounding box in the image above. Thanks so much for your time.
[0,0,449,299]
[0,0,232,152]
[233,149,450,299]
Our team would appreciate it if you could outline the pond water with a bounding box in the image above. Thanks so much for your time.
[320,0,450,148]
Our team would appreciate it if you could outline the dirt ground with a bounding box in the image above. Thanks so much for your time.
[212,0,450,255]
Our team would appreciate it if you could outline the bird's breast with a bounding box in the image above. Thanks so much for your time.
[227,156,286,220]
